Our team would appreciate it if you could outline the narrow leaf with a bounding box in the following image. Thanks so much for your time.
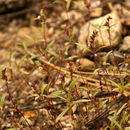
[104,50,112,63]
[48,50,59,58]
[93,68,102,74]
[71,99,90,106]
[20,69,29,75]
[65,56,77,61]
[109,80,120,88]
[23,42,28,52]
[6,128,17,130]
[25,35,34,42]
[56,107,69,123]
[41,84,48,94]
[29,55,40,61]
[120,75,124,86]
[18,55,27,67]
[68,77,79,91]
[75,42,91,53]
[45,40,54,53]
[46,91,66,101]
[117,103,127,115]
[124,83,130,88]
[0,93,7,109]
[66,0,71,10]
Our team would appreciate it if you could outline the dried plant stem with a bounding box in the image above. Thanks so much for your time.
[74,70,129,76]
[39,56,130,96]
[2,69,31,128]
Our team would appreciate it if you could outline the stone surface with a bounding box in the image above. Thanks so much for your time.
[16,27,43,44]
[78,11,122,56]
[90,8,102,17]
[119,36,130,53]
[61,10,82,21]
[76,58,95,71]
[0,0,27,13]
[122,7,130,18]
[113,3,130,25]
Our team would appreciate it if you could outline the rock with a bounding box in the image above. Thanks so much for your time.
[119,36,130,53]
[76,58,95,71]
[114,3,130,25]
[61,10,82,21]
[97,51,125,65]
[122,7,130,18]
[78,11,122,56]
[16,27,43,44]
[90,8,102,17]
[0,0,27,14]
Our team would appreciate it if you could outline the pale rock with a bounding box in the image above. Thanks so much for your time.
[61,10,82,21]
[76,58,95,71]
[122,7,130,18]
[91,0,102,8]
[113,4,130,25]
[0,0,27,13]
[119,36,130,53]
[90,8,102,17]
[16,27,44,44]
[114,3,130,18]
[78,11,122,56]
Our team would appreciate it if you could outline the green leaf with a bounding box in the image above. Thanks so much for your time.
[34,94,40,101]
[56,107,69,123]
[6,128,17,130]
[124,83,130,88]
[71,99,90,106]
[120,75,124,86]
[100,100,108,108]
[109,80,120,88]
[9,51,16,62]
[125,113,130,122]
[40,9,46,19]
[0,93,7,110]
[104,50,112,63]
[109,112,116,129]
[0,66,3,79]
[117,103,127,115]
[70,28,77,40]
[71,121,79,128]
[73,1,86,10]
[107,2,113,10]
[93,68,102,74]
[1,65,15,70]
[40,9,43,16]
[65,55,77,61]
[25,35,34,42]
[66,0,72,10]
[23,42,28,53]
[68,77,79,91]
[48,50,59,58]
[125,128,130,130]
[18,55,27,67]
[122,111,126,123]
[112,119,122,129]
[109,112,122,130]
[35,61,41,66]
[46,91,66,101]
[20,69,29,75]
[41,84,48,94]
[67,92,71,104]
[29,55,40,61]
[45,40,54,53]
[65,42,70,46]
[75,42,91,53]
